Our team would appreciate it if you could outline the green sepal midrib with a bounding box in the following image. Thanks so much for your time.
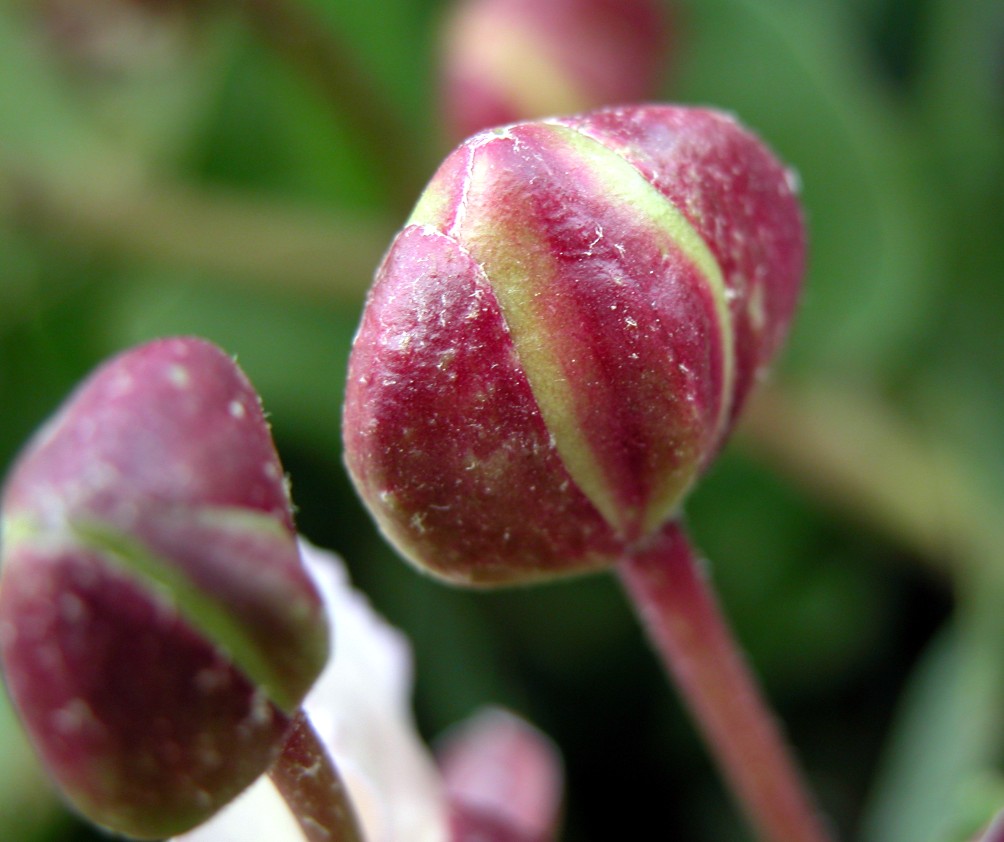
[431,122,736,537]
[4,510,306,714]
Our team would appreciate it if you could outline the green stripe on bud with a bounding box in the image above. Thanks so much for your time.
[0,337,328,838]
[346,105,805,585]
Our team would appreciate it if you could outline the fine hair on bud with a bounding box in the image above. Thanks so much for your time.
[0,337,329,839]
[344,105,805,586]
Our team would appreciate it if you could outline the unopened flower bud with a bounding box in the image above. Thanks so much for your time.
[439,0,671,141]
[0,337,328,839]
[344,105,805,586]
[439,707,563,842]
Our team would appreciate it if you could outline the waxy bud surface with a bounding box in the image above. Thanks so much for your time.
[344,105,805,585]
[439,0,670,141]
[0,337,328,838]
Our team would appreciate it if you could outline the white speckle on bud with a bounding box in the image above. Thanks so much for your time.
[246,688,273,729]
[58,593,87,624]
[195,666,231,695]
[229,401,246,420]
[784,167,802,195]
[749,282,766,333]
[107,372,134,398]
[168,365,191,389]
[52,698,101,736]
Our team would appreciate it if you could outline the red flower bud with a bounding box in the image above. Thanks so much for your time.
[0,338,328,839]
[439,0,671,141]
[344,105,805,585]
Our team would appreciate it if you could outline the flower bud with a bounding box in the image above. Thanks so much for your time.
[344,105,805,585]
[439,707,563,842]
[0,337,328,838]
[438,0,671,142]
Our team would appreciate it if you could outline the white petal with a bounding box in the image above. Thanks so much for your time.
[175,777,305,842]
[175,539,449,842]
[299,539,448,842]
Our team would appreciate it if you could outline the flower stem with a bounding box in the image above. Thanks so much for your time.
[617,520,835,842]
[268,710,365,842]
[1,156,392,302]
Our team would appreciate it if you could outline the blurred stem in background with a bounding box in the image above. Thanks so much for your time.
[1,0,1002,839]
[739,382,1004,586]
[0,160,390,303]
[0,684,72,842]
[218,0,436,211]
[741,380,1004,841]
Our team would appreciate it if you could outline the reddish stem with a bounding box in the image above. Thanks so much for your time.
[268,710,365,842]
[617,520,835,842]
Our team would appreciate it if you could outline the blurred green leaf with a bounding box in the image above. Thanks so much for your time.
[1,1,1001,840]
[689,451,890,699]
[0,683,68,842]
[914,0,1004,203]
[0,229,41,331]
[104,270,358,452]
[676,0,942,379]
[860,609,1004,842]
[192,33,383,210]
[302,0,436,130]
[0,5,110,174]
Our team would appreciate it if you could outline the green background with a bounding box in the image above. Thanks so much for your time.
[1,0,1002,839]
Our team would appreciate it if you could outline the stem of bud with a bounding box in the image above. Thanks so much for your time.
[617,520,835,842]
[268,711,365,842]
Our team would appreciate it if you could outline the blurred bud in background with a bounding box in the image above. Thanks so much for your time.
[438,707,564,842]
[28,0,200,78]
[10,0,219,165]
[437,0,672,142]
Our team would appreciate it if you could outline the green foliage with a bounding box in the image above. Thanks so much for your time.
[1,0,1002,839]
[0,683,69,842]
